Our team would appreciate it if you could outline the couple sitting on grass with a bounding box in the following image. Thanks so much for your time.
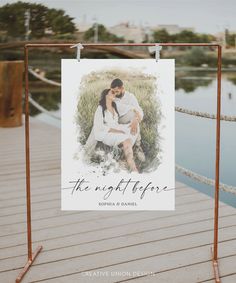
[85,78,145,173]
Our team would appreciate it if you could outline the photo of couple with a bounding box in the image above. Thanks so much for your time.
[74,63,163,175]
[85,78,145,173]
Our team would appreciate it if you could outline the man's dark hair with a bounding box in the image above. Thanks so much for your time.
[110,78,123,88]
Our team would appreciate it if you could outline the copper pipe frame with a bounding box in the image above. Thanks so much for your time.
[212,44,222,283]
[17,42,222,283]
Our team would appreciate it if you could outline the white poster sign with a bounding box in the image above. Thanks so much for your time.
[61,59,175,210]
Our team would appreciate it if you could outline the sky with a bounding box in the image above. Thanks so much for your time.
[0,0,236,34]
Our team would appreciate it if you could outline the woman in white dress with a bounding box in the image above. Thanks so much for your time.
[93,89,139,172]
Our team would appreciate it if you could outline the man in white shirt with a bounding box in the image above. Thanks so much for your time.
[110,78,145,162]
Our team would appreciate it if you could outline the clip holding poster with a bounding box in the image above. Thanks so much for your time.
[148,44,162,62]
[155,44,162,62]
[61,58,175,210]
[70,43,84,62]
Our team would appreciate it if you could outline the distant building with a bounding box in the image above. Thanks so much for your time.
[76,18,93,40]
[77,22,93,33]
[76,19,195,43]
[107,22,146,43]
[215,29,236,48]
[108,23,194,42]
[215,32,226,47]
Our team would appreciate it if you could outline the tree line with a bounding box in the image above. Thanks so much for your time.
[1,1,236,48]
[0,1,76,39]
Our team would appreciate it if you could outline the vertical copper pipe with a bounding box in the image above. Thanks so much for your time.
[213,45,222,260]
[24,46,32,261]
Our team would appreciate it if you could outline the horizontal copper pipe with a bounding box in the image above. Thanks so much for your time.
[25,42,220,48]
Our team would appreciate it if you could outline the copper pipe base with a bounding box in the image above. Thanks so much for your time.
[211,246,221,283]
[15,245,43,283]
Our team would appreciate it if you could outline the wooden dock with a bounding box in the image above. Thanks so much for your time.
[0,118,236,283]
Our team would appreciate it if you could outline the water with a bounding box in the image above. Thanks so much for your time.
[175,72,236,207]
[32,71,236,207]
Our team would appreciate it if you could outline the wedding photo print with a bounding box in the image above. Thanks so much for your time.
[61,59,175,210]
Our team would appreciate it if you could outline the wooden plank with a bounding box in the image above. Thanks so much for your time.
[0,176,61,192]
[106,255,236,283]
[0,199,227,261]
[1,211,236,273]
[0,191,217,227]
[0,199,60,216]
[0,196,232,236]
[205,274,236,283]
[0,161,60,176]
[0,203,234,262]
[1,193,225,244]
[0,187,212,213]
[0,189,211,218]
[0,168,60,182]
[0,211,139,237]
[30,255,236,283]
[1,228,236,283]
[0,205,204,248]
[0,184,201,226]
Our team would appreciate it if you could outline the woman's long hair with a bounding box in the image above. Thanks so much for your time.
[99,89,119,118]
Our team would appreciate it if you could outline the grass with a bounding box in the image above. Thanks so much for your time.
[76,68,162,171]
